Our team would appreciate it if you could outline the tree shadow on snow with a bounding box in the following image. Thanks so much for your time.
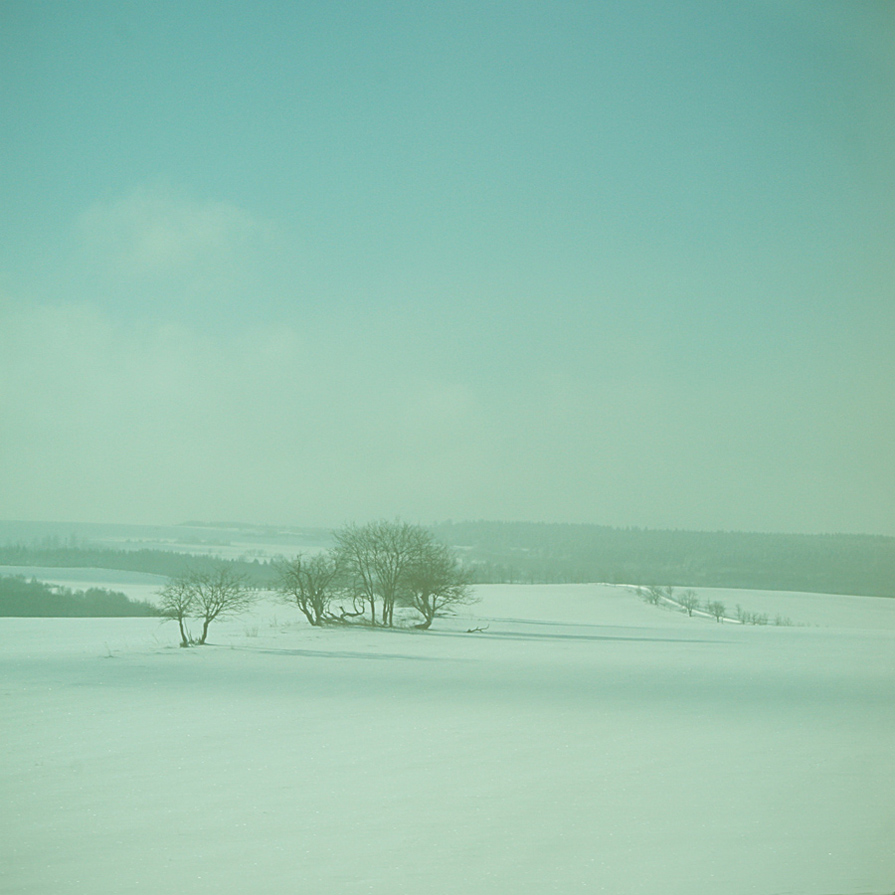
[430,618,737,646]
[225,644,443,662]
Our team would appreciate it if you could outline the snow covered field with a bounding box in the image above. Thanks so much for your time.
[2,583,893,895]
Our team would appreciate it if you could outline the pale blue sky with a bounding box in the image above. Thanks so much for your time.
[1,1,893,533]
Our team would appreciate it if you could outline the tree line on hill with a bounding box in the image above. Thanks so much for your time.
[2,521,893,598]
[0,576,160,617]
[0,544,277,586]
[431,522,895,597]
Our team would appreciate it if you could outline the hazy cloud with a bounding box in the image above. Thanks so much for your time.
[3,4,893,535]
[75,183,262,278]
[2,297,893,533]
[0,300,492,525]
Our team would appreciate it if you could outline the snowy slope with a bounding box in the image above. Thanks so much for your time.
[2,584,893,895]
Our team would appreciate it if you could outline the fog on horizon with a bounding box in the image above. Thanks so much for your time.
[2,2,893,536]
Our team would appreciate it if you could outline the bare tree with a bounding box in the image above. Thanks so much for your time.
[706,600,727,623]
[332,523,380,625]
[333,520,432,627]
[679,589,700,617]
[159,576,195,647]
[402,540,476,629]
[332,520,472,628]
[185,565,255,646]
[640,585,677,607]
[639,586,663,605]
[275,552,343,626]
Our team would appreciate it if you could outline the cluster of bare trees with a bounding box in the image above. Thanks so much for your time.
[276,520,475,629]
[158,521,473,643]
[159,566,256,646]
[639,586,797,625]
[639,585,726,621]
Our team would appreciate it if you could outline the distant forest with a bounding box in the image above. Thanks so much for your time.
[0,545,278,586]
[0,577,160,617]
[431,522,895,598]
[1,522,893,598]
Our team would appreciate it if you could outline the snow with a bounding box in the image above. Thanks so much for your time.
[2,583,893,894]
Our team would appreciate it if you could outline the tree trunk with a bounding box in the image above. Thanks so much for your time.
[298,604,319,626]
